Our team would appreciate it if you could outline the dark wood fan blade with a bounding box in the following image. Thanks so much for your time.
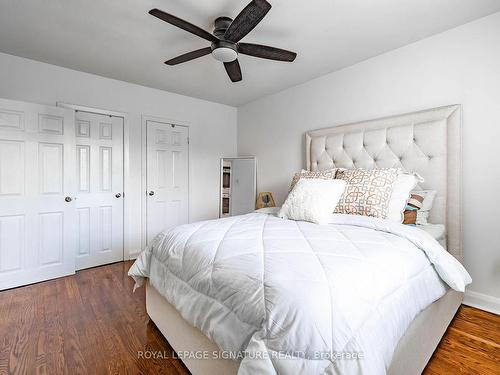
[165,47,212,65]
[224,60,242,82]
[238,43,297,62]
[149,8,217,42]
[224,0,271,43]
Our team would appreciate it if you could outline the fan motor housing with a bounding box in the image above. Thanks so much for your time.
[213,16,233,38]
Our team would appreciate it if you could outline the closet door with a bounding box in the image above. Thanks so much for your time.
[0,98,75,290]
[146,121,189,244]
[74,111,124,270]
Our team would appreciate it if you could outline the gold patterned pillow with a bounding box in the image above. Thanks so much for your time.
[289,169,339,192]
[334,168,399,218]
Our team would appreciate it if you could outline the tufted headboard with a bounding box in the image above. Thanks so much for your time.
[306,105,462,262]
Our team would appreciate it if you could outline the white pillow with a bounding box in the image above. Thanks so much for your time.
[386,172,422,223]
[278,179,346,225]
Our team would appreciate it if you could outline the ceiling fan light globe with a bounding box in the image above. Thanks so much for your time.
[212,47,238,62]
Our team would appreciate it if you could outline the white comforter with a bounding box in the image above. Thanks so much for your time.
[129,213,471,374]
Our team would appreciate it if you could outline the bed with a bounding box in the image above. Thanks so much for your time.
[130,104,469,374]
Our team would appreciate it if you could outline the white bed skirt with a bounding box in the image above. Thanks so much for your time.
[146,281,240,375]
[146,281,463,375]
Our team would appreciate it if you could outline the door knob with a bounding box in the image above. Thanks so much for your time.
[148,191,155,196]
[65,196,73,202]
[115,193,122,198]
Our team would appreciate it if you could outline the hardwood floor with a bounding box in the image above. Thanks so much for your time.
[0,261,189,375]
[423,305,500,374]
[0,261,498,375]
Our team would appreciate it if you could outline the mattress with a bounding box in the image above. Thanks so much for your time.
[129,212,470,374]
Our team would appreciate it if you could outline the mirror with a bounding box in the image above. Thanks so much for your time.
[219,157,257,217]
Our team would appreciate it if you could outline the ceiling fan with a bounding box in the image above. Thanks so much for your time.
[149,0,297,83]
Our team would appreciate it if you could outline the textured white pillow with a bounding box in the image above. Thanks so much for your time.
[386,172,423,223]
[278,179,346,224]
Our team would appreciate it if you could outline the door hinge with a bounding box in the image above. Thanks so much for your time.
[187,137,190,145]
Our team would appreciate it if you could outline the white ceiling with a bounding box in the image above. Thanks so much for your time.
[1,0,499,106]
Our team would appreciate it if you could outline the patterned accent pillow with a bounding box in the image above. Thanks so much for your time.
[289,169,338,192]
[403,194,425,225]
[334,168,399,218]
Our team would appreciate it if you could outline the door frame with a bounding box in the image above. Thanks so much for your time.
[141,115,190,250]
[57,102,130,261]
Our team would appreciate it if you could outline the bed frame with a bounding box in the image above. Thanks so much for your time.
[146,104,463,374]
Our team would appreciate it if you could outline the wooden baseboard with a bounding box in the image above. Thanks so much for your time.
[463,290,500,315]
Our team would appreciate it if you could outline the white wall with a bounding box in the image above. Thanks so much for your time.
[238,12,500,305]
[0,52,237,258]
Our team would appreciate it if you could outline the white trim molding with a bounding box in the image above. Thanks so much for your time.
[463,290,500,315]
[56,102,128,117]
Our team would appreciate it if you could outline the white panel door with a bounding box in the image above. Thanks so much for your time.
[74,111,123,270]
[146,121,188,244]
[0,98,75,290]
